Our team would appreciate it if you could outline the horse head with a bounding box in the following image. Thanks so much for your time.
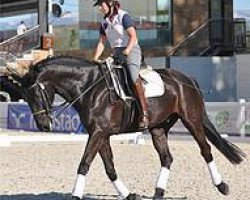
[23,81,54,132]
[5,60,55,132]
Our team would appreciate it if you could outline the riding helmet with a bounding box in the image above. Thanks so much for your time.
[93,0,114,7]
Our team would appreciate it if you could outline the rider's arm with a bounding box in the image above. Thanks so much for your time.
[122,14,138,56]
[124,27,137,55]
[94,34,107,61]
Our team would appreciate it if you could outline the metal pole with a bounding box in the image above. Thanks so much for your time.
[48,0,53,35]
[239,98,246,138]
[165,56,170,68]
[48,0,54,56]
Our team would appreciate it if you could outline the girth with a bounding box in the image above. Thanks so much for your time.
[97,60,138,132]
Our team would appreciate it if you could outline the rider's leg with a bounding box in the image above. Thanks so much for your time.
[134,78,149,128]
[126,45,149,129]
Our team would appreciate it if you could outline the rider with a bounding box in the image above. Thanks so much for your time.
[93,0,149,129]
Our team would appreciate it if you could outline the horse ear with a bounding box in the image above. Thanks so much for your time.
[1,64,36,87]
[5,62,30,78]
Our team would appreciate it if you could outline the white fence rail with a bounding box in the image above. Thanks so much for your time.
[171,100,250,137]
[0,101,249,137]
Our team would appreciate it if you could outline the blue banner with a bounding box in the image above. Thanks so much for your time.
[8,104,85,134]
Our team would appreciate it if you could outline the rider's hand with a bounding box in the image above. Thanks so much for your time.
[93,59,102,64]
[113,53,127,65]
[122,49,130,56]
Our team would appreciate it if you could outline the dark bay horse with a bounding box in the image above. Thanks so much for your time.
[11,56,246,200]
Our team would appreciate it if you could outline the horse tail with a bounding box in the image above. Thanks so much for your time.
[191,77,246,164]
[191,77,200,89]
[203,113,246,165]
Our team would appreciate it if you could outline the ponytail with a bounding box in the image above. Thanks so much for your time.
[106,0,120,21]
[114,1,121,12]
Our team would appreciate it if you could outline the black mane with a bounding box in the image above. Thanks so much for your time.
[20,56,97,87]
[34,56,96,73]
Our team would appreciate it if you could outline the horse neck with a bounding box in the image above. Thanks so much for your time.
[41,67,101,105]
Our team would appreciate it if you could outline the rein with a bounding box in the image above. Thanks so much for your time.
[33,109,47,116]
[52,69,112,118]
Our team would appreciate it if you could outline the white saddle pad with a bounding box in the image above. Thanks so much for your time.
[140,68,165,98]
[105,57,165,101]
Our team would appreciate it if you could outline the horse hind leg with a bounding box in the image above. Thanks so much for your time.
[150,127,173,200]
[181,116,229,195]
[99,138,142,200]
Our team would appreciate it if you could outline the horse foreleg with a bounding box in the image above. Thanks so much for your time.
[72,133,104,200]
[150,127,173,200]
[99,138,142,200]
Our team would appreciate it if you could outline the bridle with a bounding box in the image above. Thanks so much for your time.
[30,82,52,119]
[26,58,114,119]
[30,69,111,119]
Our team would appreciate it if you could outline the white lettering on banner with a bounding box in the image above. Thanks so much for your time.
[52,114,81,132]
[65,115,72,130]
[7,104,83,133]
[27,112,81,132]
[53,114,65,131]
[11,113,26,128]
[72,115,80,131]
[29,115,38,129]
[54,114,61,130]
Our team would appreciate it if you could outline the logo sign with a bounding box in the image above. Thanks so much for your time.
[214,111,230,128]
[7,104,85,134]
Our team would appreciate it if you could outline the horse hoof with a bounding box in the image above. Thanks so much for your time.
[126,193,142,200]
[216,182,230,195]
[153,188,165,200]
[72,196,81,200]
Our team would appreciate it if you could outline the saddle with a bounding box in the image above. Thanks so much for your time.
[98,57,165,132]
[103,57,165,102]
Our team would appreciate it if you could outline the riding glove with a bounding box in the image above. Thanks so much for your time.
[113,53,127,65]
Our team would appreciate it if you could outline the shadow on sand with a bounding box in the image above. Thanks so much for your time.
[0,193,187,200]
[0,192,117,200]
